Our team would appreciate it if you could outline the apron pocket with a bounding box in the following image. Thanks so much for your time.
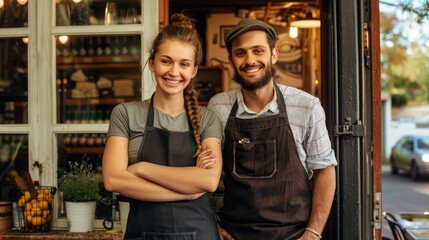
[142,232,198,240]
[233,140,277,178]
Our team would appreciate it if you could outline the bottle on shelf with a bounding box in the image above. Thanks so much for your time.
[96,37,104,56]
[95,110,104,124]
[113,36,121,56]
[79,38,87,57]
[70,38,79,57]
[95,134,104,146]
[61,41,70,57]
[78,134,87,146]
[70,134,79,146]
[104,37,112,56]
[88,109,96,124]
[73,110,81,124]
[65,109,74,124]
[63,134,72,146]
[87,134,96,146]
[121,36,129,55]
[87,37,95,56]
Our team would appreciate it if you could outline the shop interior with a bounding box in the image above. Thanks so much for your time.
[0,0,324,233]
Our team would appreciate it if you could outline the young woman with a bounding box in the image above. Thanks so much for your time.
[102,13,222,239]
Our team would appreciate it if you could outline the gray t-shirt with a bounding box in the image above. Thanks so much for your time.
[107,99,222,164]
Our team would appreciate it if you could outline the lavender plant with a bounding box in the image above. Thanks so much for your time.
[59,156,101,202]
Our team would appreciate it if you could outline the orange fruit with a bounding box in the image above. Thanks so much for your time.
[18,197,26,207]
[33,207,42,216]
[26,215,32,225]
[37,200,49,210]
[32,216,43,226]
[23,191,31,201]
[42,209,50,218]
[25,202,32,211]
[37,192,45,201]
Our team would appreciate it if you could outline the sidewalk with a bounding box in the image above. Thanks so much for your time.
[382,164,390,173]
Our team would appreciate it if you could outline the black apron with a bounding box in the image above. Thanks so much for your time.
[124,98,219,240]
[219,84,312,240]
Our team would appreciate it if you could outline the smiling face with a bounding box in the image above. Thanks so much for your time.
[229,30,278,91]
[149,39,198,97]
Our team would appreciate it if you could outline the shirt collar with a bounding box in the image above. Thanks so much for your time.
[236,87,279,116]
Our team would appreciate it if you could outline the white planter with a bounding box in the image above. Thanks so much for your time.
[65,201,96,232]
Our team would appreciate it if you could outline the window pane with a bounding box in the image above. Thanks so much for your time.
[55,0,141,26]
[0,134,28,201]
[55,35,141,124]
[56,133,110,220]
[0,0,28,28]
[0,38,28,124]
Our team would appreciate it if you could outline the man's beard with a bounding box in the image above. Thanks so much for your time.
[232,62,276,91]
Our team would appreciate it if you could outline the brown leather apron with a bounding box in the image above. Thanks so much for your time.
[124,96,219,240]
[219,84,312,240]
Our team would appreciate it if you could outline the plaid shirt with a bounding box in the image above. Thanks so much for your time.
[207,84,337,178]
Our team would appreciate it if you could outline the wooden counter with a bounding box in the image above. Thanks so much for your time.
[0,230,124,239]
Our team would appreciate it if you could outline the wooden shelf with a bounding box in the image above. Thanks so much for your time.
[67,147,104,154]
[56,55,140,70]
[63,97,138,105]
[57,55,139,64]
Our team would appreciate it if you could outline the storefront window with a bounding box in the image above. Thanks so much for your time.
[0,134,28,200]
[55,0,141,26]
[55,35,141,124]
[56,133,110,220]
[0,0,28,28]
[0,37,28,124]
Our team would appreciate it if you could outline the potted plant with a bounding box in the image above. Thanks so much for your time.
[58,156,101,232]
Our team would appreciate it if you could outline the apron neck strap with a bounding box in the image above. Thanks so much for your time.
[147,93,194,130]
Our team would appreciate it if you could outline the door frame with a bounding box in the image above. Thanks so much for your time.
[321,0,381,239]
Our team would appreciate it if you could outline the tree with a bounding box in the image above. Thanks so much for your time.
[399,0,429,24]
[380,2,429,105]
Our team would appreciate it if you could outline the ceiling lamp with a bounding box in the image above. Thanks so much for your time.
[289,26,298,38]
[290,7,320,28]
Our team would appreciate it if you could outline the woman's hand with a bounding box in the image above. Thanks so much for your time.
[196,146,216,169]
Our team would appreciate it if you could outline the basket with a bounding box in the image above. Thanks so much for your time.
[16,186,56,232]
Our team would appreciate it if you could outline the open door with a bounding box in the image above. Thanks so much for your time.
[321,0,381,239]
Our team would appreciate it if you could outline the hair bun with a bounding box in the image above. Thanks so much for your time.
[169,13,195,30]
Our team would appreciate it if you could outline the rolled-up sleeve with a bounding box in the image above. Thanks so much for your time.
[305,101,337,171]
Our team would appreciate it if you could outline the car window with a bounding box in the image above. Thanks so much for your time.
[417,137,429,150]
[400,138,413,152]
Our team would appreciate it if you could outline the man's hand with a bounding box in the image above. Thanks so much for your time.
[217,224,234,240]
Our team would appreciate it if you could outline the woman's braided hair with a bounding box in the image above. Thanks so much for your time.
[149,13,203,156]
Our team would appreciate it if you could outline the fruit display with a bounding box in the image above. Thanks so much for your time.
[16,187,56,232]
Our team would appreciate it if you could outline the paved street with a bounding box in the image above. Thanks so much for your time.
[382,164,429,239]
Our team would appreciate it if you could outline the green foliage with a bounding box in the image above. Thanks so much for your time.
[399,0,429,24]
[380,5,429,105]
[391,94,408,107]
[59,158,101,202]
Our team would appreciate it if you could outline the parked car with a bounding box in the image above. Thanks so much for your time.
[390,135,429,180]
